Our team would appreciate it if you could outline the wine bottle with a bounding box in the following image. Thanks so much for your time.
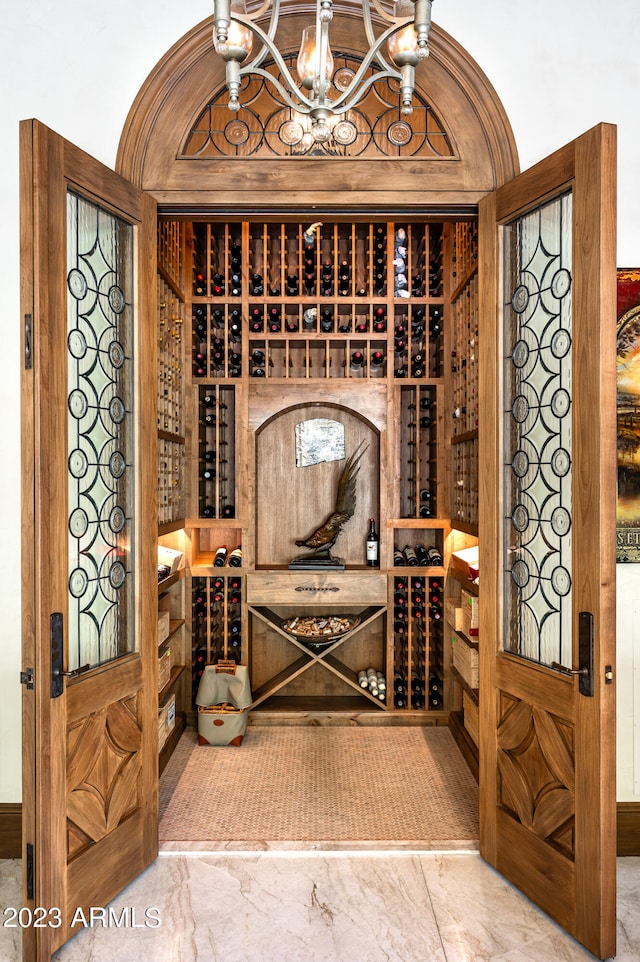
[249,307,264,333]
[320,308,334,333]
[350,351,364,375]
[194,351,207,377]
[404,545,418,566]
[221,504,235,518]
[228,546,242,567]
[211,350,225,371]
[338,260,350,296]
[366,518,379,567]
[370,350,385,376]
[373,306,387,333]
[321,261,334,296]
[394,547,406,567]
[250,272,264,296]
[426,545,443,566]
[194,271,207,296]
[411,353,425,378]
[202,505,215,519]
[268,306,281,332]
[214,546,228,567]
[212,272,225,297]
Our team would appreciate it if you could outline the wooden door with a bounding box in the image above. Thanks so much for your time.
[478,123,617,959]
[20,119,158,961]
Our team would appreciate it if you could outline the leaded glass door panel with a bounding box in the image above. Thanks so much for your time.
[478,124,617,959]
[20,120,158,962]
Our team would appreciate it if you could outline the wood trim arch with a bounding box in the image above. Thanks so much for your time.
[116,3,519,208]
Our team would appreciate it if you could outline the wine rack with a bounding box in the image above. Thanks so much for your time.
[391,575,444,710]
[156,220,189,769]
[452,435,479,530]
[157,278,185,436]
[450,220,479,533]
[192,575,243,706]
[157,213,482,719]
[158,438,184,527]
[197,384,236,520]
[398,384,439,519]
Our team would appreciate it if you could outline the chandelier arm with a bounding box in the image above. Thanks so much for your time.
[328,18,411,110]
[241,0,282,70]
[246,0,272,19]
[369,0,403,25]
[231,13,315,109]
[362,2,408,75]
[332,67,403,114]
[237,63,316,113]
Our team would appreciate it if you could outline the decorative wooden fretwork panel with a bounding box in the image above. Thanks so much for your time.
[66,696,142,860]
[497,691,575,858]
[182,54,454,160]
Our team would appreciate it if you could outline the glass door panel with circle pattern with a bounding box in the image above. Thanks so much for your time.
[66,191,136,671]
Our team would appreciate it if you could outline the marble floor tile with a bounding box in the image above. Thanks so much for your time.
[1,854,639,962]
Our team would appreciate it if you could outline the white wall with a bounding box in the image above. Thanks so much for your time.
[1,0,639,802]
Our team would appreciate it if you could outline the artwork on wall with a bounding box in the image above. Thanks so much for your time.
[616,268,640,561]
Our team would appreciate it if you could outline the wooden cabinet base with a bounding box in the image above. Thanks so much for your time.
[448,710,479,783]
[158,713,186,776]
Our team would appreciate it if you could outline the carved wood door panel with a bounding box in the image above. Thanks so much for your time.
[20,120,158,961]
[478,124,617,959]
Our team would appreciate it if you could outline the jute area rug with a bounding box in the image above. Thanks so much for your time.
[159,726,479,847]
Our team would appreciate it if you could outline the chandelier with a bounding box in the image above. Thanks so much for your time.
[212,0,433,142]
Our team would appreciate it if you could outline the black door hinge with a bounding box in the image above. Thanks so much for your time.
[20,668,34,689]
[26,842,34,900]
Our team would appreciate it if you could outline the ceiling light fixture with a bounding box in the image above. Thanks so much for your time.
[212,0,433,143]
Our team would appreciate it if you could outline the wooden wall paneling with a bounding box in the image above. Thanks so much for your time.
[116,5,519,202]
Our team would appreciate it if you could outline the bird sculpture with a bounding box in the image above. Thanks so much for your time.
[293,441,368,564]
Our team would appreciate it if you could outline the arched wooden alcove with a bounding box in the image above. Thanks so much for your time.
[116,2,519,209]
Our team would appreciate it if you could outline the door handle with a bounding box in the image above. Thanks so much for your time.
[50,612,90,697]
[551,611,594,697]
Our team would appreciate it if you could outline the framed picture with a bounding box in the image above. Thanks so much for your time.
[617,268,640,561]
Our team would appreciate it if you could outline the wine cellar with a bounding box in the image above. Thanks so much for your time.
[156,214,481,772]
[17,0,623,948]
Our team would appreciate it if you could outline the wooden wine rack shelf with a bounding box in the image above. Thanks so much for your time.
[248,604,386,709]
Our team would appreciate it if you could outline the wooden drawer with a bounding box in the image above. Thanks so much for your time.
[247,570,387,605]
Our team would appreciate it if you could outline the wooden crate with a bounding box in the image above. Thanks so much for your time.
[158,645,172,693]
[463,691,479,745]
[445,599,465,631]
[158,693,176,751]
[452,633,479,689]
